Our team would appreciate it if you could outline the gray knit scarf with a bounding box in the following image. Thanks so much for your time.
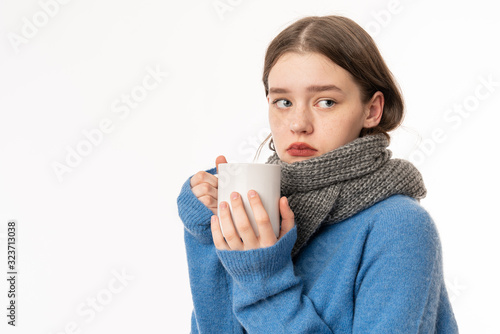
[265,133,427,259]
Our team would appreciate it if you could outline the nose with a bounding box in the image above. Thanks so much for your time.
[289,107,313,134]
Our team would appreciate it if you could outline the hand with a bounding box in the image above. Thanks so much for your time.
[211,190,295,251]
[190,155,227,215]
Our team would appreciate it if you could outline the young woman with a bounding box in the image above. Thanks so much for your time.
[177,15,459,333]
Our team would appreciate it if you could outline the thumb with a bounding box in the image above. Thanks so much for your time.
[279,196,295,239]
[215,155,228,174]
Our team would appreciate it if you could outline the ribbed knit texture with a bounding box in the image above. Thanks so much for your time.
[177,170,459,333]
[177,171,216,244]
[266,133,427,258]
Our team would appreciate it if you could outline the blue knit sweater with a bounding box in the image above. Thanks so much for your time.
[177,167,459,333]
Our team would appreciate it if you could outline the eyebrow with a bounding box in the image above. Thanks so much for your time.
[269,84,344,94]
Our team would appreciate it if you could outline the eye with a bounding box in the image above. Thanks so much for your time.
[272,99,292,108]
[317,99,336,108]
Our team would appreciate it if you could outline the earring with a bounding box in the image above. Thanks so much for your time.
[269,137,276,152]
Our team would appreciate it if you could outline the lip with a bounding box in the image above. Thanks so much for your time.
[286,142,317,157]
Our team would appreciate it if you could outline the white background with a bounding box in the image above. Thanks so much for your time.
[1,0,499,333]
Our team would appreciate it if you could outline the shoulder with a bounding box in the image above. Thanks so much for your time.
[352,195,444,290]
[361,195,441,254]
[364,194,434,228]
[367,194,429,218]
[351,196,452,332]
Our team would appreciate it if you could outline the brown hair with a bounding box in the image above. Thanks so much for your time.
[255,15,404,159]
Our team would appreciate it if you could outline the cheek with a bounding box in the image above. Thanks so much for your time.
[315,111,360,142]
[268,112,282,134]
[268,110,276,127]
[329,107,364,128]
[268,113,287,146]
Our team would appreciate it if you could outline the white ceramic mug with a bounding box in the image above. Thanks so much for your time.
[217,163,281,239]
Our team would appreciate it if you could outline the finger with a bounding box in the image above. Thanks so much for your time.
[215,155,228,174]
[211,215,229,250]
[229,192,258,249]
[279,196,295,239]
[191,183,218,203]
[247,190,276,248]
[196,194,218,214]
[190,171,218,189]
[218,201,243,250]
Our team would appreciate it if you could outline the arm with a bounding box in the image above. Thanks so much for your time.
[177,167,242,333]
[215,226,334,334]
[352,201,459,333]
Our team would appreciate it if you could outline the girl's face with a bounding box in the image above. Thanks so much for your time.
[267,52,383,163]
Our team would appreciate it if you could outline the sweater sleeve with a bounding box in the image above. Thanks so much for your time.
[177,167,243,334]
[352,200,459,333]
[216,226,334,334]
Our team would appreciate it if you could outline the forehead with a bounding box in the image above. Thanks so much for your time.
[268,52,357,92]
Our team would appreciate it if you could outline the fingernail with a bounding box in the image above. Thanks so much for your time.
[220,202,228,210]
[231,192,239,200]
[248,190,256,198]
[211,215,216,223]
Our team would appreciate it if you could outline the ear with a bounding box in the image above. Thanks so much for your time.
[363,91,384,129]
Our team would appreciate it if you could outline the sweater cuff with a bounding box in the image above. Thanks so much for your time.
[215,226,297,282]
[177,167,217,244]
